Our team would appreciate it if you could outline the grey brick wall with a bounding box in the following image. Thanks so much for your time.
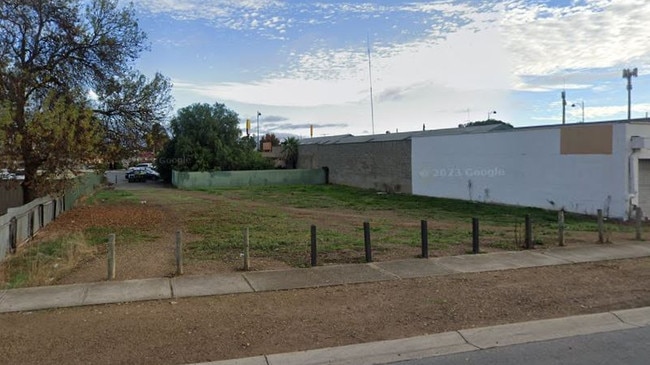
[298,140,412,193]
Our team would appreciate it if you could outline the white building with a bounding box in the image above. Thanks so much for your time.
[412,120,650,219]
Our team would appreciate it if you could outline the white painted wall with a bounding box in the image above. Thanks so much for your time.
[411,123,630,218]
[623,122,650,217]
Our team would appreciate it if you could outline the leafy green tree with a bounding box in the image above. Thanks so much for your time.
[462,120,513,128]
[0,0,172,202]
[261,133,281,147]
[281,137,300,169]
[157,103,271,182]
[94,71,172,160]
[146,122,170,155]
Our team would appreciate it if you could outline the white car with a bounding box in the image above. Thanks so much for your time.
[0,168,16,180]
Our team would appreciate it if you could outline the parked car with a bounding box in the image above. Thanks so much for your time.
[125,163,155,178]
[1,168,16,180]
[126,166,160,182]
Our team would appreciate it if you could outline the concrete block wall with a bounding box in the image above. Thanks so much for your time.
[299,140,412,193]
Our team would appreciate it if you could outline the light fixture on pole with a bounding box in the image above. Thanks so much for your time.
[256,111,261,151]
[623,68,638,120]
[571,101,585,123]
[487,110,497,120]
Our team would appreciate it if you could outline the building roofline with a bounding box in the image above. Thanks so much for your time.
[299,118,650,145]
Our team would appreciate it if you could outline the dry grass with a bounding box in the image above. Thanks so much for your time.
[0,232,97,288]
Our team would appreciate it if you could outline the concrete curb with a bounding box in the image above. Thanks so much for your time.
[189,307,650,365]
[1,242,649,313]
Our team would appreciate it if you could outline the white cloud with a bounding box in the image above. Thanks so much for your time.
[141,0,650,134]
[502,0,650,79]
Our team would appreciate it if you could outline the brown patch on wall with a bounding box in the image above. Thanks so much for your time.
[560,124,613,155]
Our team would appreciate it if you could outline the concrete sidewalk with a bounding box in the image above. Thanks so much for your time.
[191,306,650,365]
[1,241,649,313]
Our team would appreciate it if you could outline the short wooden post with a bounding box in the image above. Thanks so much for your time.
[472,218,479,254]
[525,214,532,249]
[421,220,429,258]
[175,230,184,275]
[558,210,565,247]
[363,221,372,263]
[243,227,250,271]
[107,233,116,280]
[597,209,604,243]
[635,206,643,241]
[310,225,318,267]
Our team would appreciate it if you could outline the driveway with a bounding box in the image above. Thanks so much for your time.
[103,170,169,190]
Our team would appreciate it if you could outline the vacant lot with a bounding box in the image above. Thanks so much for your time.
[0,184,642,287]
[2,183,649,364]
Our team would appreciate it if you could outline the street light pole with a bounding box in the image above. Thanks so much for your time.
[256,111,261,151]
[487,110,497,120]
[571,101,585,123]
[623,68,638,120]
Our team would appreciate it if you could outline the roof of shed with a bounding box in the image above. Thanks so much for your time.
[299,124,512,145]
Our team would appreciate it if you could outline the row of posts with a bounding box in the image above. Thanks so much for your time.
[105,207,644,278]
[105,230,184,280]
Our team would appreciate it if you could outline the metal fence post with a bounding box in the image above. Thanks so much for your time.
[472,218,479,254]
[364,221,372,263]
[421,220,429,258]
[310,225,318,267]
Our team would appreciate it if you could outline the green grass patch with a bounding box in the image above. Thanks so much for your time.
[179,184,634,266]
[83,226,160,246]
[86,189,136,205]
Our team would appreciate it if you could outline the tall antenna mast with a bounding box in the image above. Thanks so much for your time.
[367,34,375,135]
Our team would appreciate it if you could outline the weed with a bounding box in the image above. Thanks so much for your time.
[1,233,95,289]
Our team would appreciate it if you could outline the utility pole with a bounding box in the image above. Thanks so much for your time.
[561,90,566,124]
[623,68,638,120]
[367,34,375,135]
[256,111,261,151]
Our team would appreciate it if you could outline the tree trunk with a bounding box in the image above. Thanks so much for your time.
[22,158,39,204]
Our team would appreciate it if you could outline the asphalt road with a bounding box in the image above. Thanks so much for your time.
[390,326,650,365]
[104,169,166,189]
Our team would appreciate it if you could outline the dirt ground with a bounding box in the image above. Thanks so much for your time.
[1,257,649,365]
[2,183,649,364]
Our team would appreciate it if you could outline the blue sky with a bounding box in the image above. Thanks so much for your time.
[132,0,650,138]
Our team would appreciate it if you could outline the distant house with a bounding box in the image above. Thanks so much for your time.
[261,144,286,168]
[298,119,650,220]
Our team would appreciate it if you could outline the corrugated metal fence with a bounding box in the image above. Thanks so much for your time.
[0,173,102,262]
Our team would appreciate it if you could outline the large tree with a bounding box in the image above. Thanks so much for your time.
[145,122,170,155]
[281,137,299,169]
[260,133,280,147]
[0,0,172,202]
[157,102,271,181]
